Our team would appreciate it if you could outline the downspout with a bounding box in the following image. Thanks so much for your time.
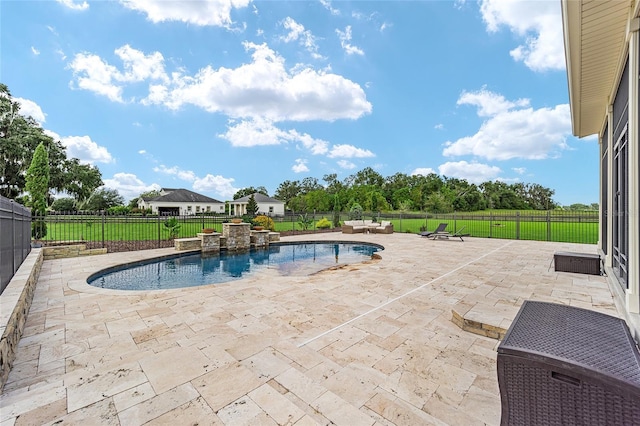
[626,16,639,314]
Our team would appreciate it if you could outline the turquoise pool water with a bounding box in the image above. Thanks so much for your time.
[87,242,382,290]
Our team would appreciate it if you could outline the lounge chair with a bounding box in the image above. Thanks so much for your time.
[419,223,448,237]
[429,226,470,241]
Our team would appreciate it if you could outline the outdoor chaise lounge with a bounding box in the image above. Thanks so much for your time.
[421,224,470,241]
[419,223,448,237]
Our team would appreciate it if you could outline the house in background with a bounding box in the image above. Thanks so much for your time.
[138,188,225,216]
[562,0,639,337]
[229,193,285,216]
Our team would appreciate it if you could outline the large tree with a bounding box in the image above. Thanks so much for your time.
[233,186,268,200]
[79,188,124,211]
[0,83,103,200]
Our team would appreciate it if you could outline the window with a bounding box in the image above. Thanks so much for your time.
[196,206,201,213]
[269,206,274,213]
[187,206,192,212]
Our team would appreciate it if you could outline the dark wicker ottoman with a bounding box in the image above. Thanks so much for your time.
[497,301,640,425]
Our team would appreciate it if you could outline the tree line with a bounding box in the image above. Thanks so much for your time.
[2,82,573,215]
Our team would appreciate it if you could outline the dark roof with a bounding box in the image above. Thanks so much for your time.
[149,189,223,204]
[234,193,283,204]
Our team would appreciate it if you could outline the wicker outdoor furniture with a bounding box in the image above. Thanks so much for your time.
[497,301,640,425]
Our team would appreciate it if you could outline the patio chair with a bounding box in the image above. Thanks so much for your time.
[419,223,448,237]
[427,225,470,241]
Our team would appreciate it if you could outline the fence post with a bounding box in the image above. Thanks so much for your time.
[454,211,457,232]
[157,214,161,247]
[490,212,493,238]
[516,211,520,240]
[546,211,551,241]
[101,210,106,249]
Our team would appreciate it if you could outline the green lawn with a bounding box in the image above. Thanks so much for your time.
[40,211,599,245]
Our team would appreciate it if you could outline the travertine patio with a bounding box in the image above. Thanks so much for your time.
[1,233,618,425]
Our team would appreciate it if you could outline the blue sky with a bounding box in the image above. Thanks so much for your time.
[2,0,598,205]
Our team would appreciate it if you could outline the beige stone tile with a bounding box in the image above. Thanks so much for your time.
[192,363,265,412]
[66,361,148,412]
[112,382,156,412]
[117,383,199,426]
[364,391,447,426]
[274,367,327,405]
[41,398,118,426]
[241,348,292,381]
[248,383,306,424]
[311,390,375,426]
[138,345,212,394]
[458,385,501,425]
[216,395,266,425]
[13,397,67,426]
[145,396,221,425]
[0,381,66,422]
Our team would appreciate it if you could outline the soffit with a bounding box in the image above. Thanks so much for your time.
[563,0,631,137]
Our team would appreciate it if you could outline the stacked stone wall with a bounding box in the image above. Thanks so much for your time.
[0,249,43,391]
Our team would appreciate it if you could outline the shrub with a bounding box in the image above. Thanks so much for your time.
[316,217,332,229]
[253,215,275,231]
[31,220,47,239]
[348,203,363,220]
[164,217,181,240]
[298,214,313,230]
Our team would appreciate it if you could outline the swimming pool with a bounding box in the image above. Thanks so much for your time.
[87,241,383,290]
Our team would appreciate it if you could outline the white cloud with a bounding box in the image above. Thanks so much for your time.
[71,42,370,122]
[337,160,356,170]
[336,26,364,56]
[193,175,238,199]
[434,124,444,130]
[45,130,114,164]
[15,97,46,124]
[512,167,526,175]
[218,118,329,156]
[153,164,197,182]
[57,0,89,11]
[103,173,160,201]
[31,47,40,56]
[138,150,146,154]
[143,42,371,122]
[60,136,114,164]
[56,49,67,61]
[327,144,374,158]
[444,89,571,160]
[68,45,169,103]
[292,159,309,173]
[120,0,251,28]
[438,161,502,184]
[280,17,324,59]
[67,53,126,102]
[457,87,529,117]
[151,164,237,198]
[319,0,340,16]
[480,0,564,72]
[411,167,436,176]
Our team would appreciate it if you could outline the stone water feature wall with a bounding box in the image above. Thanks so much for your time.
[222,222,250,251]
[198,233,221,253]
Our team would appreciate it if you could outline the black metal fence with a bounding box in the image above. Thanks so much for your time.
[34,209,599,254]
[0,196,31,294]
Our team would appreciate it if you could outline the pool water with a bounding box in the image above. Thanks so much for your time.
[87,242,382,291]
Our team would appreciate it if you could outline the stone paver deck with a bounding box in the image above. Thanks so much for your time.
[1,233,618,425]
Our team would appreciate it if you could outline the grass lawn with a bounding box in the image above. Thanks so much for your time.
[40,211,598,245]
